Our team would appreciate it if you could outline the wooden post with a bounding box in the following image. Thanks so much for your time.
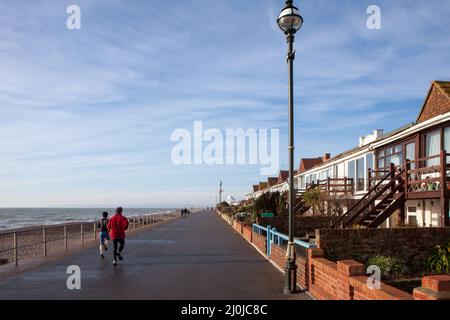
[64,225,68,251]
[93,221,97,241]
[440,150,449,227]
[80,224,83,245]
[13,231,18,266]
[405,160,410,195]
[43,226,47,257]
[389,163,395,193]
[390,163,395,178]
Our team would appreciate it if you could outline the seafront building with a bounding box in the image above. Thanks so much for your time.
[247,80,450,229]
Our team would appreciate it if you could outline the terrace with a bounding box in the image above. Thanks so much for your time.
[369,150,450,200]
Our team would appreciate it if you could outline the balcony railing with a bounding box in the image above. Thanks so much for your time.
[369,150,450,198]
[405,150,450,196]
[307,178,354,196]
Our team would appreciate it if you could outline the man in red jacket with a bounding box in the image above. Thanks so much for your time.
[107,207,129,266]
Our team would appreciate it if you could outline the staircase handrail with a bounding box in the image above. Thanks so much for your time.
[330,164,396,229]
[343,168,405,228]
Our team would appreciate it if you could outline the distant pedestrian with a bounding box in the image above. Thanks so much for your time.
[98,211,110,259]
[107,207,129,266]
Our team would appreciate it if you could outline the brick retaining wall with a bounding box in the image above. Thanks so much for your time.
[252,232,267,254]
[217,211,450,300]
[316,228,450,273]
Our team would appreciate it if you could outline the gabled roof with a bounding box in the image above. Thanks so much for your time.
[252,185,259,192]
[417,81,450,123]
[259,182,268,190]
[278,170,289,184]
[299,158,324,174]
[267,177,278,187]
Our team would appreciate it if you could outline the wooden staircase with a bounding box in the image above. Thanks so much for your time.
[330,166,406,229]
[283,187,312,216]
[293,192,310,216]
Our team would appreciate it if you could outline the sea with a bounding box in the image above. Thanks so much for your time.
[0,208,176,231]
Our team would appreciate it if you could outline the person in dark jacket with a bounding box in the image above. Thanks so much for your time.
[107,207,129,266]
[98,211,110,258]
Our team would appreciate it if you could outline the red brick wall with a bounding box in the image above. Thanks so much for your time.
[316,227,450,273]
[233,220,241,233]
[242,225,252,243]
[413,275,450,300]
[216,211,442,300]
[308,256,340,300]
[306,249,414,300]
[270,244,286,270]
[296,256,308,289]
[349,276,413,300]
[252,232,266,254]
[270,244,308,290]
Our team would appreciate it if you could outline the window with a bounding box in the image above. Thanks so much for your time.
[377,144,403,169]
[444,127,450,162]
[390,154,402,166]
[366,154,374,170]
[320,169,332,181]
[406,143,416,169]
[425,130,441,166]
[347,160,355,185]
[356,158,365,192]
[407,206,417,213]
[305,175,311,186]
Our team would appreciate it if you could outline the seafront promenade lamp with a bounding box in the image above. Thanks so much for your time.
[277,0,303,294]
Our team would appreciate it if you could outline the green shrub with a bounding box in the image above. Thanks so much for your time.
[253,191,285,217]
[426,243,450,274]
[366,256,408,280]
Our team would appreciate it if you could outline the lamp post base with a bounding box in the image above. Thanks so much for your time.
[283,242,297,294]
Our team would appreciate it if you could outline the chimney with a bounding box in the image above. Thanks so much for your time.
[359,136,364,147]
[373,129,384,139]
[323,153,331,161]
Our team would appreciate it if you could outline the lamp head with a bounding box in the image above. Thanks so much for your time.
[277,0,303,34]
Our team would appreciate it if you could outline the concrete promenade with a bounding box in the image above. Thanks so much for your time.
[0,211,310,300]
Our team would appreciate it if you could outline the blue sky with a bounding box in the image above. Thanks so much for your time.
[0,0,449,207]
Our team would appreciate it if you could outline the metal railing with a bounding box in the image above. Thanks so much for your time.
[252,223,316,257]
[0,212,177,266]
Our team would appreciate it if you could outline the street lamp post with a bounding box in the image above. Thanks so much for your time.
[277,0,303,294]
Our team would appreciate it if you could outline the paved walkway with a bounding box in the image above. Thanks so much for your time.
[0,211,310,300]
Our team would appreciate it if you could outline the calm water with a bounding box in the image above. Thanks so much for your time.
[0,208,176,231]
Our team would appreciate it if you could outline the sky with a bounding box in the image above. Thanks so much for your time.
[0,0,450,208]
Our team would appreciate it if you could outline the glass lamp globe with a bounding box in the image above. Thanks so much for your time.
[277,5,303,34]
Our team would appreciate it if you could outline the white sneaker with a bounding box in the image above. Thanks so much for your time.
[113,260,117,266]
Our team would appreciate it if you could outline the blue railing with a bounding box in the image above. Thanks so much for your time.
[252,223,317,257]
[252,223,266,235]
